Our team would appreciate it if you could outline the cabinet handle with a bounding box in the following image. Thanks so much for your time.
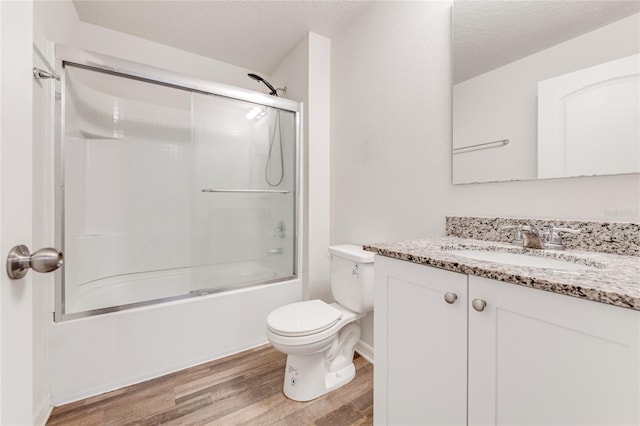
[472,299,486,312]
[444,292,458,304]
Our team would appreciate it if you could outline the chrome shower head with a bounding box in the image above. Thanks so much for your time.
[248,73,278,96]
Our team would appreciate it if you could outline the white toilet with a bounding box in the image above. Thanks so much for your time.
[266,244,375,401]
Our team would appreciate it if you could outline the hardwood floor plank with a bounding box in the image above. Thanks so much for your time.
[351,388,373,413]
[209,392,293,426]
[47,407,104,426]
[48,344,373,426]
[168,366,285,424]
[173,348,284,400]
[175,355,285,405]
[131,393,213,426]
[315,402,366,426]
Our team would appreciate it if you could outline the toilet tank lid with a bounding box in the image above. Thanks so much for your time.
[329,244,375,263]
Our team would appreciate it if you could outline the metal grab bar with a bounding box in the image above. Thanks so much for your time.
[201,188,290,194]
[453,138,510,155]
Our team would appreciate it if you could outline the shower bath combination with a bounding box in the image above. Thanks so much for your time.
[56,51,300,321]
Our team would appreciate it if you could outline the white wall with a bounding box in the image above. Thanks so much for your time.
[271,33,332,302]
[35,0,262,91]
[332,1,453,245]
[453,13,640,183]
[331,1,640,348]
[306,34,332,301]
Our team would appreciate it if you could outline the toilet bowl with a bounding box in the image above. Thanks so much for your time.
[266,245,374,401]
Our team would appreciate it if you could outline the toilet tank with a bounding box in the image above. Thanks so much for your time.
[329,245,375,314]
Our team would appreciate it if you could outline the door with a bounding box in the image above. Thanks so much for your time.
[1,1,55,424]
[468,276,640,426]
[537,54,640,178]
[374,256,467,426]
[0,0,37,424]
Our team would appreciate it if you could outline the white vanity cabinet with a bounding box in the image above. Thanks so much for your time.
[374,256,640,426]
[374,255,468,426]
[468,275,640,426]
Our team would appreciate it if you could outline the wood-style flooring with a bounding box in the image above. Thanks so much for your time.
[47,344,373,425]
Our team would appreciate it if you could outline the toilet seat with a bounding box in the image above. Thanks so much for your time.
[267,300,342,337]
[266,301,364,347]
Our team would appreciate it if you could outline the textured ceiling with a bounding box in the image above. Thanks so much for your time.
[454,1,640,83]
[73,0,372,75]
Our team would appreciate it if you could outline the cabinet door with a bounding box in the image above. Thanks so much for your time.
[468,276,640,426]
[374,256,467,426]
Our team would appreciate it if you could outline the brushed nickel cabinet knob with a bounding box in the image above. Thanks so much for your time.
[472,299,487,312]
[444,292,458,304]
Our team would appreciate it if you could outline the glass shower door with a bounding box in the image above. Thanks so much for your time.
[59,60,299,321]
[62,64,194,315]
[190,93,296,293]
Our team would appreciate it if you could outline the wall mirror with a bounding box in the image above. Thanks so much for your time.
[452,1,640,184]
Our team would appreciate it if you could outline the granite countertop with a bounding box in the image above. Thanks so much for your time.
[364,237,640,311]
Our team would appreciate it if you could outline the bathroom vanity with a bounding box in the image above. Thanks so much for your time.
[367,221,640,426]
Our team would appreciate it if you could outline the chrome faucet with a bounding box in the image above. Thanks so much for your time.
[520,225,545,249]
[502,223,581,250]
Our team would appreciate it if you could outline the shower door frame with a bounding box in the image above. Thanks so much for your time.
[54,45,302,322]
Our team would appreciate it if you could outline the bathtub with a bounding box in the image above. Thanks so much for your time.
[49,272,302,405]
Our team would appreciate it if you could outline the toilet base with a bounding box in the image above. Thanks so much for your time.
[283,352,356,402]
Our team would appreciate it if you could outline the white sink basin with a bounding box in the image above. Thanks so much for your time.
[447,250,597,271]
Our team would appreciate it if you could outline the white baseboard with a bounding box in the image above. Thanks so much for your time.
[355,340,374,364]
[35,394,53,426]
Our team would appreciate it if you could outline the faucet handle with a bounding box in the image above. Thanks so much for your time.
[544,226,581,249]
[520,223,548,240]
[552,227,581,235]
[520,224,540,235]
